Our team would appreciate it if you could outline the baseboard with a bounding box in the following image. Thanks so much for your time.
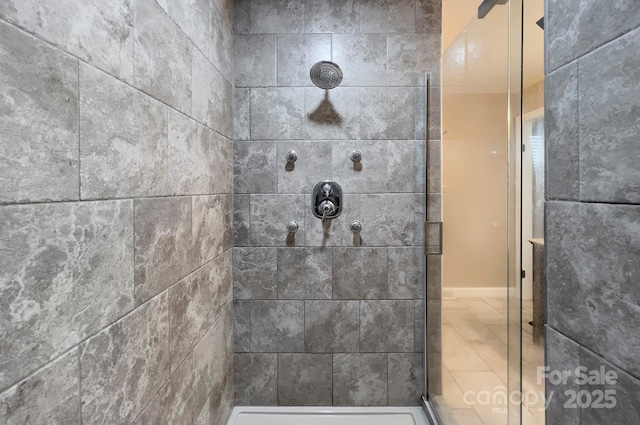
[443,287,509,298]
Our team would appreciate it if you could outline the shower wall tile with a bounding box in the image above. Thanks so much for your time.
[360,300,414,352]
[427,87,441,141]
[305,300,360,353]
[360,88,416,139]
[545,63,579,201]
[79,64,169,199]
[359,0,415,33]
[192,50,233,137]
[278,248,333,299]
[0,201,133,392]
[234,35,276,87]
[134,197,193,306]
[234,88,251,141]
[333,247,388,299]
[277,34,331,87]
[192,195,233,265]
[332,34,387,87]
[333,354,388,406]
[167,111,210,195]
[134,0,192,113]
[233,300,251,352]
[234,353,277,405]
[209,132,234,195]
[277,141,332,193]
[388,247,423,299]
[233,194,251,246]
[195,403,210,425]
[233,247,278,299]
[305,88,361,139]
[304,193,362,247]
[426,255,442,300]
[209,5,234,83]
[332,140,388,193]
[578,28,640,204]
[0,21,79,204]
[388,140,423,193]
[426,140,441,193]
[250,0,304,34]
[387,34,441,86]
[0,349,80,425]
[233,0,251,34]
[304,0,359,34]
[234,141,278,194]
[359,194,416,246]
[250,194,305,246]
[251,88,306,140]
[79,292,169,425]
[414,300,425,353]
[545,328,580,425]
[209,355,234,425]
[277,354,333,405]
[546,201,640,375]
[546,0,640,72]
[416,0,443,33]
[0,0,134,82]
[249,300,305,352]
[388,353,423,405]
[426,299,441,354]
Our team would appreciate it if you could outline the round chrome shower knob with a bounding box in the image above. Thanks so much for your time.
[287,221,299,233]
[286,151,298,163]
[349,150,362,163]
[350,221,362,233]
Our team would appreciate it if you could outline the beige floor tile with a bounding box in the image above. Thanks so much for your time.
[444,310,506,345]
[471,344,508,384]
[437,407,485,425]
[443,324,492,371]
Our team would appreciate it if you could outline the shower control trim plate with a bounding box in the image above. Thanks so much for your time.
[312,180,342,221]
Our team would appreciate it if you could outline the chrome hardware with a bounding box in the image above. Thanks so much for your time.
[312,181,342,221]
[349,150,362,163]
[285,151,298,163]
[287,221,299,233]
[350,221,362,233]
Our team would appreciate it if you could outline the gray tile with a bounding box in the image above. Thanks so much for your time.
[546,201,640,374]
[209,353,234,425]
[304,193,362,247]
[0,350,80,425]
[194,402,210,425]
[192,50,232,138]
[333,247,388,299]
[332,34,387,87]
[416,0,442,33]
[251,88,305,140]
[234,353,277,405]
[278,354,333,405]
[332,141,387,194]
[250,194,305,247]
[234,0,251,34]
[388,34,441,86]
[169,251,232,369]
[234,35,276,87]
[545,328,580,425]
[427,87,441,141]
[233,247,277,299]
[249,300,304,352]
[250,0,304,34]
[209,4,234,83]
[234,299,251,352]
[545,63,579,201]
[193,195,233,266]
[306,88,361,139]
[359,194,416,246]
[134,0,192,113]
[209,132,233,195]
[79,64,168,199]
[426,255,441,299]
[546,0,640,71]
[80,292,169,425]
[167,111,209,195]
[134,197,193,305]
[305,301,359,353]
[426,299,440,354]
[133,351,194,425]
[388,247,423,299]
[234,141,277,194]
[333,354,387,406]
[0,201,133,391]
[0,0,134,81]
[277,141,332,193]
[388,140,423,192]
[414,300,424,353]
[579,29,640,204]
[234,88,251,141]
[278,248,332,299]
[360,88,416,140]
[414,193,425,247]
[426,140,441,193]
[0,21,79,204]
[233,194,251,247]
[277,34,331,87]
[359,0,415,33]
[388,353,422,406]
[580,348,640,424]
[304,0,359,33]
[360,300,414,352]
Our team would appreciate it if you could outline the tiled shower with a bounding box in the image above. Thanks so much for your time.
[231,0,441,407]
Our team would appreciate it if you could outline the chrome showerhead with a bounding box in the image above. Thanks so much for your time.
[310,61,343,90]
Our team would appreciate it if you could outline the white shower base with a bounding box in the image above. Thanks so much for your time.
[227,406,429,425]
